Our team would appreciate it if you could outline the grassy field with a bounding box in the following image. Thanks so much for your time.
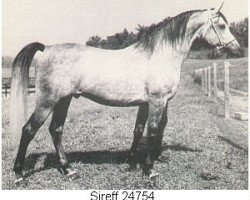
[2,59,248,190]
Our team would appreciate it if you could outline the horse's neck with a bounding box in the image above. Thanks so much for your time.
[178,20,205,59]
[154,12,207,67]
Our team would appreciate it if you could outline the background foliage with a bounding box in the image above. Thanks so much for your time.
[2,17,248,68]
[86,17,248,59]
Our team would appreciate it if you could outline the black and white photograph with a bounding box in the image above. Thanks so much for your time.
[1,0,248,195]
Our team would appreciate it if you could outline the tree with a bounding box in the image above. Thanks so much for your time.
[229,17,248,48]
[86,17,248,58]
[2,56,13,68]
[86,29,137,49]
[86,35,102,47]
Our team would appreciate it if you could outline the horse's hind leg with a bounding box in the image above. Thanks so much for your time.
[14,104,54,183]
[48,96,77,177]
[128,103,148,169]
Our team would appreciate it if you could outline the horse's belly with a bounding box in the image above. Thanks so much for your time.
[80,92,146,106]
[77,78,147,106]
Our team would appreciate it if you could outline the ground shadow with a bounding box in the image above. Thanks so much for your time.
[23,143,202,178]
[163,143,202,152]
[23,150,130,178]
[217,136,248,154]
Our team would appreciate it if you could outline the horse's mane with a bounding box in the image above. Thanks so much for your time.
[135,9,207,53]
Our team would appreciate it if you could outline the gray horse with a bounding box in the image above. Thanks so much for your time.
[10,6,243,183]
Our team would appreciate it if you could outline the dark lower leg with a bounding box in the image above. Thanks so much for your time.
[143,126,157,174]
[14,119,37,179]
[14,108,52,179]
[153,112,168,159]
[50,129,71,174]
[142,100,167,175]
[49,96,73,175]
[129,104,148,167]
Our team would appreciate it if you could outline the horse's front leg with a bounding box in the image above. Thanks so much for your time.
[153,102,168,160]
[128,103,149,170]
[142,97,167,178]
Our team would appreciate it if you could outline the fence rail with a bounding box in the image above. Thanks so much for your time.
[2,75,36,97]
[2,85,36,97]
[194,61,248,120]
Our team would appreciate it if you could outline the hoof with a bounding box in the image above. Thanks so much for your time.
[14,177,24,184]
[155,155,168,163]
[149,169,159,180]
[66,169,79,179]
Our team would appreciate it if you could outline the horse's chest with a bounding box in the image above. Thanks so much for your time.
[147,69,180,98]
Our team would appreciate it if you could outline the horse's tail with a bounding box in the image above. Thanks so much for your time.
[10,42,45,149]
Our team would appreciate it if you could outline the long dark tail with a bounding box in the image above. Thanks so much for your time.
[10,42,45,149]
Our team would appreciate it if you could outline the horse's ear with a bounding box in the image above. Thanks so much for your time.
[216,1,224,13]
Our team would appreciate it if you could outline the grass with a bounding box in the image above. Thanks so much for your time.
[2,59,248,190]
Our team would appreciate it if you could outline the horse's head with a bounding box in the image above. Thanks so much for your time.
[201,5,244,57]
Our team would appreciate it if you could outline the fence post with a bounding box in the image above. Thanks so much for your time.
[204,67,208,94]
[200,69,203,90]
[224,61,230,119]
[200,69,204,89]
[208,66,211,97]
[213,62,218,99]
[194,70,198,84]
[4,85,8,97]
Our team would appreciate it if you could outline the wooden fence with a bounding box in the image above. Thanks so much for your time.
[194,61,248,120]
[2,84,36,97]
[2,75,36,97]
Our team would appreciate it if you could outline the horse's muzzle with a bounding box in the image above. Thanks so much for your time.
[226,40,245,58]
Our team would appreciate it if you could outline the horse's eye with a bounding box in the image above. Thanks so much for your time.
[219,24,226,29]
